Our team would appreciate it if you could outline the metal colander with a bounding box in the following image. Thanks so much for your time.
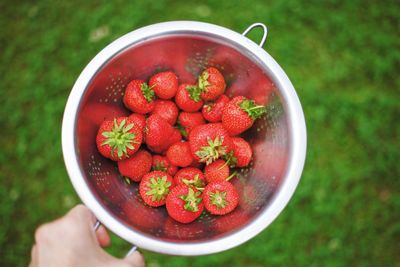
[62,21,306,255]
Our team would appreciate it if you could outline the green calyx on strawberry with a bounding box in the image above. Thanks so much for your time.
[101,118,139,159]
[145,175,172,202]
[182,174,205,189]
[141,83,155,102]
[209,190,229,209]
[203,181,239,215]
[175,121,188,138]
[223,150,238,168]
[238,99,266,120]
[153,161,168,172]
[197,70,210,91]
[179,187,202,212]
[186,85,203,102]
[195,136,227,165]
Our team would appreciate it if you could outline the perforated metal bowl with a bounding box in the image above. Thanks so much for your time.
[62,21,306,255]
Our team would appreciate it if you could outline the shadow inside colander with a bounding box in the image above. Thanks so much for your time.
[76,35,289,242]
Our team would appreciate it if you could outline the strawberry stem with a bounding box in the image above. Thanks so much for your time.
[223,151,238,168]
[226,171,238,181]
[217,160,229,171]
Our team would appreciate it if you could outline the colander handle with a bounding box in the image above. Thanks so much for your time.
[242,23,268,47]
[94,220,137,257]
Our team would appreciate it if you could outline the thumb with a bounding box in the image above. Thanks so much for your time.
[122,250,145,267]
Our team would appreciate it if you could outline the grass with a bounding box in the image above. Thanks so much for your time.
[1,0,399,266]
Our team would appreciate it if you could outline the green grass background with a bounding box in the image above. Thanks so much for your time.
[1,0,399,266]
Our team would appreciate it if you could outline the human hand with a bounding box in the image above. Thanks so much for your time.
[29,204,145,267]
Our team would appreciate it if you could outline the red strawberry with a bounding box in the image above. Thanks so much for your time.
[118,149,152,182]
[202,94,230,122]
[175,84,204,112]
[139,171,175,207]
[152,100,179,125]
[174,167,206,189]
[145,114,174,148]
[177,112,206,137]
[228,137,252,167]
[188,123,233,165]
[96,117,143,161]
[147,128,182,154]
[166,185,204,224]
[222,96,266,136]
[123,80,155,114]
[166,141,193,167]
[152,155,178,176]
[204,159,229,183]
[127,113,146,133]
[203,181,239,215]
[198,67,226,101]
[149,71,179,99]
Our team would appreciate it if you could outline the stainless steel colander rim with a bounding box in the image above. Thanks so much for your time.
[62,21,307,255]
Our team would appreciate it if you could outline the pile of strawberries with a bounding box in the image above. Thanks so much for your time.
[96,67,266,224]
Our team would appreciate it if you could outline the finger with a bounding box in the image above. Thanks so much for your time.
[123,251,145,267]
[63,204,99,243]
[67,204,93,222]
[95,225,111,247]
[65,204,96,231]
[29,244,38,267]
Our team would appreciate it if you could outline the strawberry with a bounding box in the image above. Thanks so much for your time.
[204,159,229,183]
[174,167,206,189]
[139,171,175,207]
[123,80,155,114]
[152,100,179,125]
[188,123,233,165]
[96,117,143,161]
[147,128,182,154]
[144,114,174,148]
[177,112,206,137]
[222,96,266,136]
[127,113,146,133]
[203,181,239,215]
[152,155,178,176]
[166,185,204,224]
[228,137,252,167]
[197,67,226,101]
[202,94,230,122]
[149,71,179,99]
[175,83,204,112]
[118,149,152,182]
[166,141,193,167]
